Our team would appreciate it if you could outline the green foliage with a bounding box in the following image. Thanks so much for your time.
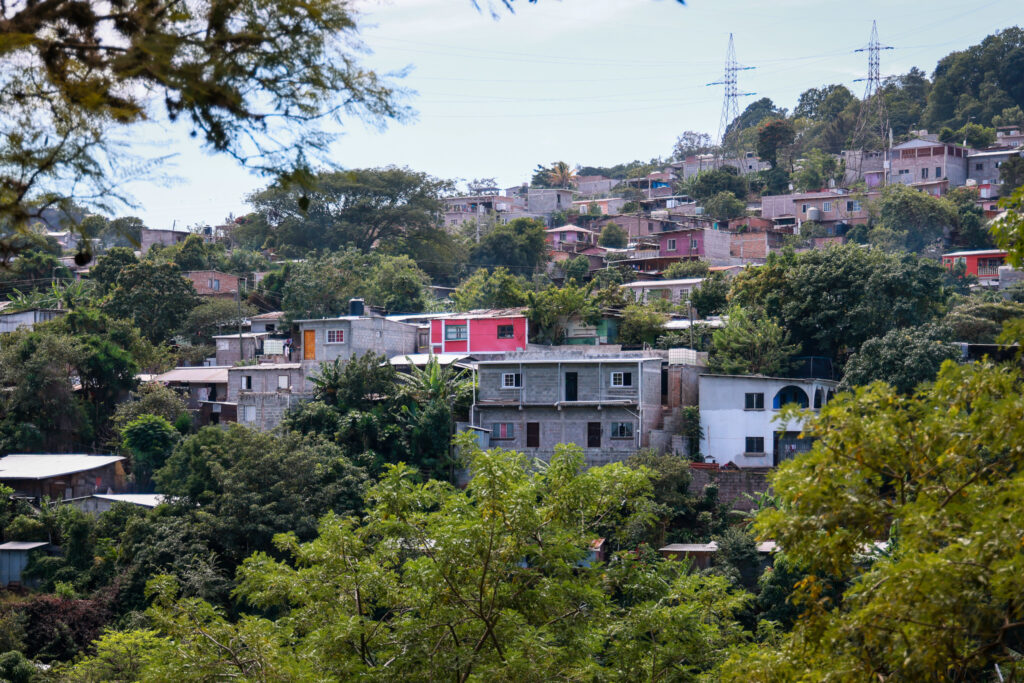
[451,266,527,311]
[85,247,138,293]
[526,280,601,344]
[839,323,960,394]
[792,149,842,192]
[755,119,796,169]
[703,191,746,219]
[672,130,714,159]
[597,222,628,248]
[179,298,257,344]
[617,304,668,346]
[1000,154,1024,194]
[60,629,163,682]
[122,415,180,488]
[562,254,590,283]
[730,245,947,362]
[172,234,212,271]
[103,262,200,343]
[0,650,37,683]
[663,259,710,279]
[679,405,703,460]
[940,297,1024,343]
[938,122,996,148]
[689,272,730,318]
[923,27,1024,130]
[682,167,747,201]
[794,84,855,121]
[724,97,787,150]
[946,185,992,249]
[727,360,1024,680]
[248,168,451,256]
[310,353,396,412]
[709,306,798,376]
[468,217,548,274]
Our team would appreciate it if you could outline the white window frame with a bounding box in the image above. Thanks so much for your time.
[667,238,676,251]
[501,372,522,389]
[610,371,633,387]
[690,237,699,250]
[821,201,832,213]
[240,375,252,390]
[243,405,256,423]
[611,422,634,439]
[278,375,289,390]
[326,329,345,344]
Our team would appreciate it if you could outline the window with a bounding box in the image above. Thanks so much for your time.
[326,329,345,344]
[744,392,764,410]
[921,168,929,179]
[526,422,539,448]
[899,169,911,175]
[667,238,677,251]
[648,223,654,233]
[610,371,633,387]
[690,238,699,250]
[611,422,634,439]
[240,375,252,390]
[813,388,823,409]
[846,200,862,212]
[975,162,984,171]
[501,372,522,388]
[243,405,256,422]
[936,166,942,177]
[445,324,468,341]
[822,201,832,212]
[492,423,515,440]
[497,324,514,339]
[278,375,289,390]
[996,161,1003,168]
[745,436,765,454]
[801,203,809,213]
[587,422,601,448]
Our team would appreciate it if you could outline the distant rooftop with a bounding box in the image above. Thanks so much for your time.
[0,454,124,480]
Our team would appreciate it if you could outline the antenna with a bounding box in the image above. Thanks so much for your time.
[851,21,894,181]
[707,33,755,149]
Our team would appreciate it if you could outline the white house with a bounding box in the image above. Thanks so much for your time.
[699,374,838,467]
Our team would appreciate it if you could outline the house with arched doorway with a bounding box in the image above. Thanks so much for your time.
[698,374,839,467]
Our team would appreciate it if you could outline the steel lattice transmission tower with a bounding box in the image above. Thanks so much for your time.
[852,21,894,153]
[707,34,755,149]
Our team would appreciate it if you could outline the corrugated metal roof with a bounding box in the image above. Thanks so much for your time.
[153,367,230,384]
[0,541,49,551]
[0,454,125,480]
[93,494,165,507]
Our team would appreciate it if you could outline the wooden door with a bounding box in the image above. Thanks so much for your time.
[526,422,540,448]
[303,330,316,360]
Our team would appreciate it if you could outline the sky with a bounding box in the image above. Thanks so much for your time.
[122,0,1020,230]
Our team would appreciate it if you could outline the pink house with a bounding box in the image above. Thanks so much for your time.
[545,225,597,250]
[430,310,529,355]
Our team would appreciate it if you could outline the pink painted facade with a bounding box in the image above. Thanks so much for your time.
[430,315,528,355]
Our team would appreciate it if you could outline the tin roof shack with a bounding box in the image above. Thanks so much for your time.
[470,351,664,468]
[620,278,704,305]
[0,542,50,588]
[0,454,126,501]
[0,308,65,335]
[71,493,165,515]
[249,311,285,334]
[150,366,232,426]
[295,315,419,364]
[229,363,313,431]
[699,374,838,468]
[213,332,270,365]
[658,542,718,569]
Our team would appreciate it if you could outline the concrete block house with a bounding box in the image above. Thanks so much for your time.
[470,352,663,467]
[429,310,528,355]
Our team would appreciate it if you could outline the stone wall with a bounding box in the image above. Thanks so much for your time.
[687,464,771,512]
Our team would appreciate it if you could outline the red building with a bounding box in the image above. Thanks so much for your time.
[430,310,529,355]
[942,249,1008,282]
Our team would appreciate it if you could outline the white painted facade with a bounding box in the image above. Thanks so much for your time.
[699,374,838,468]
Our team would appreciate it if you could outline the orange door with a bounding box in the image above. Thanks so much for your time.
[303,330,316,360]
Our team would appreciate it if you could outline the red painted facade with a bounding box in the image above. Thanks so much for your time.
[942,250,1007,280]
[430,315,528,354]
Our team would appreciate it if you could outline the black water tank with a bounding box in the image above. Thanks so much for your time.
[349,298,365,316]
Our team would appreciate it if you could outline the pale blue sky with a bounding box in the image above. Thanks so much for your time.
[123,0,1019,230]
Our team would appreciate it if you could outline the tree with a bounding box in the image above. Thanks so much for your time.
[839,324,960,394]
[618,304,668,346]
[110,384,191,445]
[83,441,749,680]
[562,254,590,283]
[597,222,629,248]
[179,299,257,345]
[939,122,996,148]
[874,184,958,253]
[723,97,787,150]
[104,262,200,343]
[546,161,577,188]
[1001,154,1024,194]
[172,235,212,271]
[451,267,527,311]
[248,168,452,255]
[310,352,397,413]
[709,306,798,376]
[469,218,547,274]
[363,255,431,313]
[672,130,714,159]
[755,119,796,169]
[0,0,407,255]
[702,191,746,220]
[88,247,138,293]
[723,360,1024,681]
[663,259,710,279]
[526,281,601,344]
[689,272,730,317]
[940,297,1024,343]
[946,185,992,249]
[794,84,855,121]
[683,167,747,201]
[122,415,180,489]
[730,245,947,363]
[793,149,842,192]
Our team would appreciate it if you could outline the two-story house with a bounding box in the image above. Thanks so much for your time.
[428,310,528,355]
[699,374,838,467]
[471,352,663,467]
[889,138,969,191]
[619,278,705,305]
[228,363,313,431]
[545,225,597,251]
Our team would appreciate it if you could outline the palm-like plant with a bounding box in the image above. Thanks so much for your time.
[547,161,577,189]
[397,356,472,405]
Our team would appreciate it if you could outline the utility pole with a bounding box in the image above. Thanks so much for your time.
[707,34,756,156]
[236,282,245,363]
